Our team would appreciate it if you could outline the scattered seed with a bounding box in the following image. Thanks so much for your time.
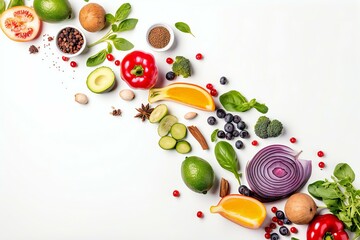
[119,89,135,101]
[184,112,198,120]
[74,93,88,104]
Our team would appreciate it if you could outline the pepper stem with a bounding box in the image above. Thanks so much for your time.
[130,65,144,76]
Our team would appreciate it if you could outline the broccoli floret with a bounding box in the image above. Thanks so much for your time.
[267,119,283,137]
[254,116,271,139]
[172,56,191,78]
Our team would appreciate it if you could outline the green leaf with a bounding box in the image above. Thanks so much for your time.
[254,102,269,114]
[115,3,131,22]
[108,34,117,40]
[219,90,250,112]
[105,13,116,24]
[111,24,118,32]
[175,22,195,37]
[211,129,219,142]
[7,0,24,9]
[116,18,138,32]
[308,180,340,200]
[107,42,112,53]
[0,0,5,14]
[86,49,107,67]
[334,163,355,183]
[214,141,241,184]
[112,38,134,51]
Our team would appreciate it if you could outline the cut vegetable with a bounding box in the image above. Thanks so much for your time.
[170,123,187,140]
[149,104,168,123]
[158,115,178,137]
[175,140,191,154]
[158,136,177,150]
[148,82,215,111]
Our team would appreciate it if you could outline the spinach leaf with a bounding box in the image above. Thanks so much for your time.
[115,3,131,22]
[7,0,24,9]
[334,163,355,183]
[112,37,134,51]
[105,14,116,24]
[116,18,138,32]
[0,0,5,14]
[214,141,241,184]
[211,129,219,142]
[86,49,107,67]
[175,22,195,37]
[308,180,339,200]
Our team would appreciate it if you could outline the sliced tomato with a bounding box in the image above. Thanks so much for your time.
[0,6,41,42]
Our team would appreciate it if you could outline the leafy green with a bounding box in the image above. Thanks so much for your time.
[219,90,268,114]
[308,163,360,237]
[175,22,195,37]
[214,141,241,184]
[211,129,219,142]
[7,0,24,9]
[0,0,5,14]
[87,3,137,67]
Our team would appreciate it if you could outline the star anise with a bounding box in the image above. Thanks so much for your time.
[134,103,154,121]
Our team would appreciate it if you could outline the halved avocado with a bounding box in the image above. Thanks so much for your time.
[86,66,115,93]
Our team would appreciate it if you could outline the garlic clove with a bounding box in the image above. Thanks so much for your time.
[75,93,89,104]
[184,112,198,120]
[119,89,135,101]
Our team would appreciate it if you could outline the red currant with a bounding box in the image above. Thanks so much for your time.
[290,137,297,143]
[251,140,258,146]
[114,60,121,66]
[196,211,204,218]
[172,190,180,197]
[166,57,174,64]
[290,227,298,233]
[106,53,114,61]
[271,207,277,213]
[272,216,278,222]
[317,151,325,157]
[206,83,213,90]
[269,223,276,229]
[70,61,77,68]
[264,226,272,233]
[264,232,271,239]
[277,219,284,225]
[62,56,69,61]
[210,88,218,97]
[318,161,325,169]
[195,53,203,60]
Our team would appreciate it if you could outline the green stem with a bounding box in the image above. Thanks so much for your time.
[87,29,113,48]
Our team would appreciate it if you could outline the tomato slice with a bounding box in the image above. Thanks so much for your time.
[0,6,41,42]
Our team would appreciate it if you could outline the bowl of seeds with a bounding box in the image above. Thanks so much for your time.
[146,23,174,52]
[55,25,87,58]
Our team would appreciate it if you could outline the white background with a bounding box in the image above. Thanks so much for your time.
[1,0,359,239]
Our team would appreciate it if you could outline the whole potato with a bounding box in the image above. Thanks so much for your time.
[79,3,106,32]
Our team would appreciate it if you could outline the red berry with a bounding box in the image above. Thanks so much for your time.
[318,161,325,169]
[114,60,120,66]
[206,83,213,90]
[269,223,276,229]
[264,226,272,233]
[277,219,284,225]
[271,207,277,213]
[62,56,69,61]
[290,137,297,143]
[290,227,298,233]
[272,216,278,222]
[166,57,174,64]
[210,88,218,97]
[196,211,203,218]
[252,140,258,146]
[317,151,325,157]
[264,233,271,239]
[70,61,77,68]
[195,53,203,60]
[106,53,114,61]
[172,190,180,197]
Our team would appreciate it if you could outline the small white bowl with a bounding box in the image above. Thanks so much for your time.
[55,25,87,58]
[146,23,174,52]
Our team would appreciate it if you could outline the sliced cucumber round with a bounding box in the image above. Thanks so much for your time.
[158,115,178,137]
[175,140,192,154]
[170,123,187,140]
[159,136,177,150]
[149,104,168,123]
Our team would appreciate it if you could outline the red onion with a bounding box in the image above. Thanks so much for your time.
[246,144,312,202]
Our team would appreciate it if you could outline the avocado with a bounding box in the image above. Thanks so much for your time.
[86,66,115,93]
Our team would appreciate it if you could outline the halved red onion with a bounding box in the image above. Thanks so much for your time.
[246,144,312,202]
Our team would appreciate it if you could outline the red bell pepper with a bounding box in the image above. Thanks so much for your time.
[120,50,158,89]
[307,214,349,240]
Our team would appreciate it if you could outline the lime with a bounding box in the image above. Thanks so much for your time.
[181,156,215,194]
[33,0,72,23]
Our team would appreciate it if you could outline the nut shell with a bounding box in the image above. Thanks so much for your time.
[184,112,197,120]
[119,89,135,101]
[75,93,88,104]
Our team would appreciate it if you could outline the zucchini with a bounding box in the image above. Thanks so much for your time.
[149,104,168,123]
[175,140,191,154]
[159,136,177,150]
[158,115,178,137]
[170,123,187,140]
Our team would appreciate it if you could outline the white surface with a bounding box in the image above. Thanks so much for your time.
[1,0,359,239]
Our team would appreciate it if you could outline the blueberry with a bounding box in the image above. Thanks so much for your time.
[239,130,249,138]
[232,130,240,137]
[165,71,176,80]
[238,185,250,196]
[275,210,285,219]
[237,121,246,130]
[207,116,216,125]
[270,233,280,240]
[233,115,241,123]
[224,123,234,133]
[235,140,244,149]
[217,130,225,138]
[283,218,292,225]
[225,132,233,140]
[224,113,233,123]
[219,76,228,85]
[216,109,226,118]
[279,226,289,236]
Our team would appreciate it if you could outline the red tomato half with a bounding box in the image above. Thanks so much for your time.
[0,6,42,42]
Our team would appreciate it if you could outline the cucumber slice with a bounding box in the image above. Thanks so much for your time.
[170,123,187,140]
[159,136,177,150]
[158,115,178,137]
[149,104,168,123]
[175,140,192,154]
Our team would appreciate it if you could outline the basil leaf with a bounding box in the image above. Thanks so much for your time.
[214,141,241,184]
[112,37,134,51]
[105,13,116,24]
[0,0,5,14]
[7,0,24,9]
[115,3,131,22]
[175,22,195,37]
[116,18,138,32]
[86,49,107,67]
[219,90,248,112]
[211,129,219,142]
[254,102,269,114]
[334,163,355,183]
